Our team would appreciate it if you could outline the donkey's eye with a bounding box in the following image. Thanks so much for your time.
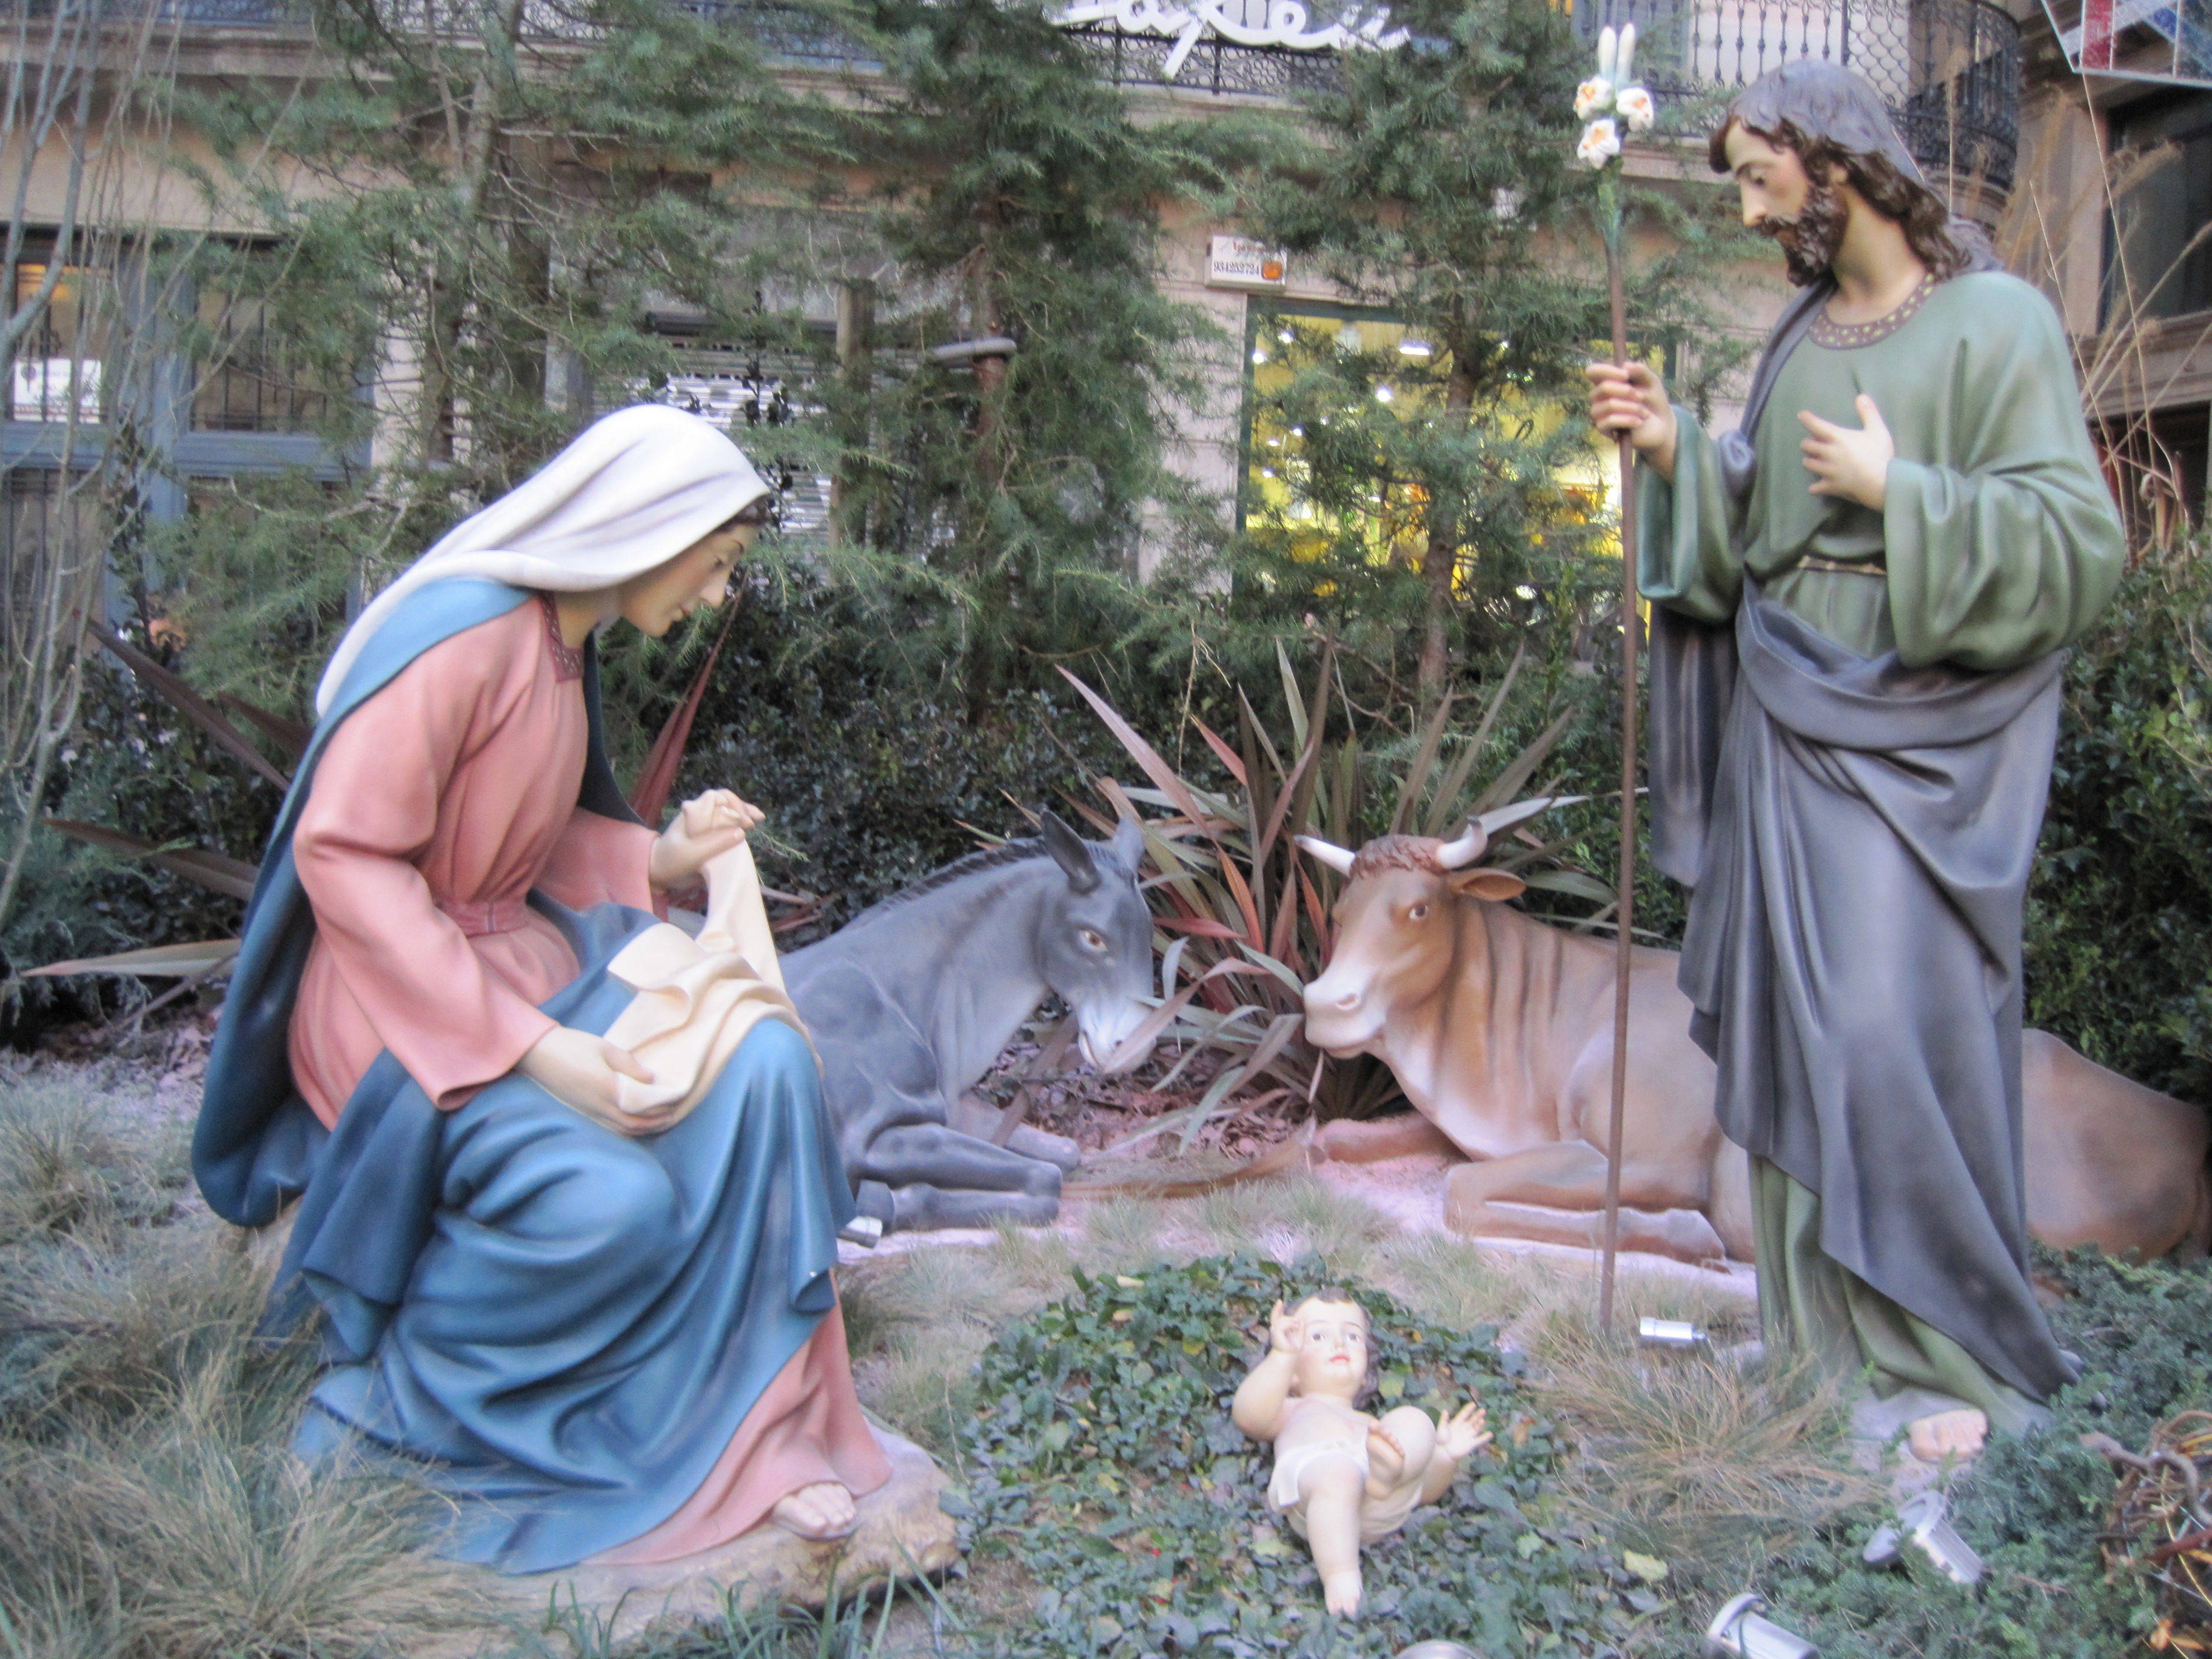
[1407,903,1430,922]
[1078,928,1107,951]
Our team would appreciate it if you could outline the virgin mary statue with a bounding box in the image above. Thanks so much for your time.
[193,404,890,1572]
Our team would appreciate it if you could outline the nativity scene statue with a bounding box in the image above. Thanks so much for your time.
[1586,62,2127,1461]
[192,404,896,1573]
[1233,1292,1490,1618]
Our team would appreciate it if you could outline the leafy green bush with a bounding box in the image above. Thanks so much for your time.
[659,581,1188,936]
[952,1250,1655,1658]
[2027,532,2212,1102]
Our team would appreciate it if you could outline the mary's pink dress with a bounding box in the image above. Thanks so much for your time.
[279,592,886,1565]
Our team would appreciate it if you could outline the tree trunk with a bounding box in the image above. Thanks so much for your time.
[1416,362,1477,707]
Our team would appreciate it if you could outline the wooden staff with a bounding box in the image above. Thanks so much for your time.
[1596,229,1639,1336]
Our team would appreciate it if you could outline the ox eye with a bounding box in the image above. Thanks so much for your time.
[1078,927,1107,951]
[1407,903,1430,922]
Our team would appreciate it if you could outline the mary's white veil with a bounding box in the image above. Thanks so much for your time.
[315,404,771,716]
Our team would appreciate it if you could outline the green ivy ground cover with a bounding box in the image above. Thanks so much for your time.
[1691,1250,2212,1658]
[946,1252,1658,1658]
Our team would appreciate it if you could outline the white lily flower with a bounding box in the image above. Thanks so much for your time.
[1575,76,1615,119]
[1615,84,1657,132]
[1596,24,1618,81]
[1577,117,1622,168]
[1616,22,1638,82]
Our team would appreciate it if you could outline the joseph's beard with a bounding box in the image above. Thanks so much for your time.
[1763,175,1848,286]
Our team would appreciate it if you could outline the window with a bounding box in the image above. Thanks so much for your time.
[627,337,836,543]
[8,260,113,424]
[1241,304,1621,568]
[191,287,330,433]
[2106,90,2212,324]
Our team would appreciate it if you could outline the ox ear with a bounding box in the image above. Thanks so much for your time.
[1037,808,1101,894]
[1110,813,1145,873]
[1450,868,1526,903]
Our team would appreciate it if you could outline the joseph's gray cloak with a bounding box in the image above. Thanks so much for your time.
[1638,269,2125,1403]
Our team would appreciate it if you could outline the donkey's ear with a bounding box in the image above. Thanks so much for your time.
[1449,868,1526,903]
[1037,809,1101,894]
[1110,813,1145,873]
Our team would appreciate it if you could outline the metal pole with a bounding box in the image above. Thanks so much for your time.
[1597,238,1640,1336]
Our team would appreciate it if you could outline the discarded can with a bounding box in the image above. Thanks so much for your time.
[1705,1593,1820,1658]
[1639,1316,1710,1349]
[1862,1489,1984,1587]
[1395,1644,1480,1659]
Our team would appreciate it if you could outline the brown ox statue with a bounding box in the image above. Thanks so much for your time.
[1296,819,2212,1268]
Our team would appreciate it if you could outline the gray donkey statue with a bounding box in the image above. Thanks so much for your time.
[781,810,1153,1233]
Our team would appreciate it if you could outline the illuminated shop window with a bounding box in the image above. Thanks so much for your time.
[8,261,113,425]
[1241,304,1637,580]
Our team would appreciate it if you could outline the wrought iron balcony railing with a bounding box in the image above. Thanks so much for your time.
[1570,0,2020,187]
[31,0,2017,188]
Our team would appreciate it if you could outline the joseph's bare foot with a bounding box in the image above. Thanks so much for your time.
[1322,1569,1364,1617]
[1907,1409,1988,1463]
[771,1481,858,1540]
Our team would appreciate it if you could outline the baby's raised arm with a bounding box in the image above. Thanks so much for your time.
[1231,1300,1302,1441]
[1418,1401,1491,1504]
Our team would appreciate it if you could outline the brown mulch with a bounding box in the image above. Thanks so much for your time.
[971,1020,1305,1165]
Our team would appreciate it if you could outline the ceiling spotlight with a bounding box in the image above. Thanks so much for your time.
[1375,385,1395,404]
[1862,1490,1985,1587]
[1706,1594,1820,1658]
[1253,347,1268,364]
[1278,327,1296,343]
[1290,425,1305,436]
[1399,338,1433,358]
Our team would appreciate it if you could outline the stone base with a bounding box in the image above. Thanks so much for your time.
[484,1427,960,1646]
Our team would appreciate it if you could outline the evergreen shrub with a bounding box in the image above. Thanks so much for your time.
[2026,532,2212,1102]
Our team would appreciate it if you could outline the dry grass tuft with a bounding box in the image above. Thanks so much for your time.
[842,1230,1082,1465]
[1525,1299,1878,1568]
[0,1062,500,1657]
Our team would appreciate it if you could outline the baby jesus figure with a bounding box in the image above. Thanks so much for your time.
[1232,1291,1490,1617]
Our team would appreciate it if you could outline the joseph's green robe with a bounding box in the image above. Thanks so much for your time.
[1637,270,2125,1430]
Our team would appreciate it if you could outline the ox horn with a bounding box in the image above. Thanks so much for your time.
[1294,834,1355,874]
[1435,820,1490,870]
[1439,795,1590,870]
[1476,793,1587,838]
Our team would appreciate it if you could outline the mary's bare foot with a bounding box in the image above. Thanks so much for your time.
[770,1481,858,1540]
[1907,1408,1988,1463]
[1322,1568,1364,1617]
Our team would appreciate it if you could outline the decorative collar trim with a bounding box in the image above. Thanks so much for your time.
[537,591,585,683]
[1809,271,1938,350]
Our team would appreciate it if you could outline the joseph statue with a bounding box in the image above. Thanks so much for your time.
[1587,62,2125,1460]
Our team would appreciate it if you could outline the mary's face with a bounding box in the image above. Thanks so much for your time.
[618,520,760,637]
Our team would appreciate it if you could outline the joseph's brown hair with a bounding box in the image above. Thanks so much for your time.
[1709,116,1972,280]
